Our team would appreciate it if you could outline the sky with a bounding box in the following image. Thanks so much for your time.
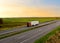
[0,0,60,18]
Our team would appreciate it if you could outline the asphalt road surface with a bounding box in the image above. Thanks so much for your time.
[0,20,60,43]
[0,20,56,35]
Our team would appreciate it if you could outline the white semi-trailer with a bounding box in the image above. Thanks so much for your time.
[27,21,39,27]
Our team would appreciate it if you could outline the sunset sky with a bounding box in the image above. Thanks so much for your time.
[0,0,60,18]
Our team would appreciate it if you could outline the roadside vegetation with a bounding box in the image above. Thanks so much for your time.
[0,20,56,40]
[0,17,57,30]
[34,26,60,43]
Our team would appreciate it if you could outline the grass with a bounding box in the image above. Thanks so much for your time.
[0,20,56,40]
[3,17,56,23]
[34,26,60,43]
[0,17,57,30]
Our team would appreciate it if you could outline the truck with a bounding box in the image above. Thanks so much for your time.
[27,21,39,27]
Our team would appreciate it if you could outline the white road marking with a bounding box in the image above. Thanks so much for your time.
[15,29,42,39]
[20,29,48,43]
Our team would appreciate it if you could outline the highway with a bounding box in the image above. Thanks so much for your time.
[0,20,60,43]
[0,20,56,35]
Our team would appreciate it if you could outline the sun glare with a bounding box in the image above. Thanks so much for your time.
[0,7,5,12]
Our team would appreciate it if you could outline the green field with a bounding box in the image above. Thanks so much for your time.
[34,26,60,43]
[0,20,56,39]
[0,17,59,39]
[3,17,57,23]
[0,17,57,30]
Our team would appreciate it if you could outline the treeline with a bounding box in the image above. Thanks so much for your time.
[0,18,3,27]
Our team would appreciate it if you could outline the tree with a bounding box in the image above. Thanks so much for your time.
[0,18,3,24]
[0,18,3,27]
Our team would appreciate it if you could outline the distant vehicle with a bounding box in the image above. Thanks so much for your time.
[27,21,39,27]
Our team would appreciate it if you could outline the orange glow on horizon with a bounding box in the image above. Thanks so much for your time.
[0,4,58,18]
